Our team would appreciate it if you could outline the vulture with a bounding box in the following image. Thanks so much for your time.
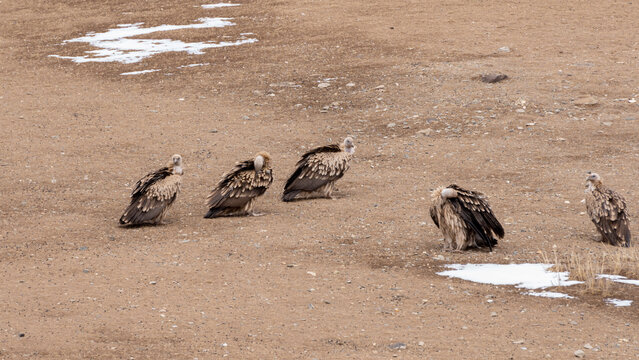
[430,185,504,251]
[282,137,355,202]
[585,172,631,247]
[119,154,183,226]
[205,152,273,218]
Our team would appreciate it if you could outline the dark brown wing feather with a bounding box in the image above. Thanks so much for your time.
[283,144,348,201]
[430,205,440,228]
[119,167,176,225]
[448,184,504,250]
[587,186,631,247]
[205,159,273,218]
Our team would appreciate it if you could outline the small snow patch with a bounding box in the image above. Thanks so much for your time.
[526,291,574,299]
[605,298,633,307]
[202,3,241,9]
[437,263,582,289]
[120,69,160,75]
[597,274,639,286]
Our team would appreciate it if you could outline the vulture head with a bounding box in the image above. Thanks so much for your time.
[344,136,355,154]
[254,151,271,173]
[586,172,601,188]
[171,154,183,175]
[441,187,458,199]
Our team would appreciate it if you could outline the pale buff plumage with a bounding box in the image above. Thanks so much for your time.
[430,185,504,251]
[282,137,354,201]
[585,172,631,247]
[205,152,273,218]
[119,154,183,226]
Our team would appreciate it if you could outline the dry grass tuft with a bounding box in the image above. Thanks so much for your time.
[542,246,639,295]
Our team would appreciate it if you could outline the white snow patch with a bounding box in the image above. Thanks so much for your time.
[177,63,210,68]
[526,291,574,299]
[437,263,582,290]
[202,3,240,9]
[597,274,639,286]
[605,298,633,307]
[120,69,160,75]
[49,17,257,64]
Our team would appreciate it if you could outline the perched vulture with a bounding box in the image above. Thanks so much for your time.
[204,152,273,218]
[585,172,631,247]
[430,185,504,251]
[119,154,183,226]
[282,137,355,202]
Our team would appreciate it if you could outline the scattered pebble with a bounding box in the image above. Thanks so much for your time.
[389,342,407,350]
[574,349,585,358]
[480,74,508,83]
[417,128,432,136]
[498,46,511,53]
[317,83,330,88]
[149,281,157,285]
[387,122,396,128]
[490,312,498,317]
[573,96,599,106]
[583,343,592,349]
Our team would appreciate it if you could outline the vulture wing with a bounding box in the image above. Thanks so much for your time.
[120,167,180,225]
[448,184,504,250]
[586,187,631,247]
[205,159,273,218]
[283,144,349,200]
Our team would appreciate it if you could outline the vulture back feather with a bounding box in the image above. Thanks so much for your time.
[585,173,631,247]
[283,141,352,201]
[205,153,273,218]
[120,155,183,226]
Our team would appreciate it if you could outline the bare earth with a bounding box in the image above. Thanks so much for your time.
[2,0,639,358]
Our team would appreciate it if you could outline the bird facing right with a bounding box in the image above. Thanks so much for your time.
[584,172,631,247]
[282,136,355,202]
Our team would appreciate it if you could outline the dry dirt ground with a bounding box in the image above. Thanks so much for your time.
[2,0,639,358]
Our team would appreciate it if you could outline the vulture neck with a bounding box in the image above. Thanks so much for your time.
[587,180,602,192]
[344,146,355,155]
[173,165,183,175]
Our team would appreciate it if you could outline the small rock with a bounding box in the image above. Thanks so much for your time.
[513,339,525,344]
[82,269,90,273]
[375,85,385,90]
[18,333,25,338]
[307,271,316,276]
[574,349,585,358]
[602,121,612,126]
[624,116,636,121]
[573,96,599,106]
[480,74,508,83]
[417,128,432,136]
[387,122,396,128]
[149,281,157,285]
[516,109,525,113]
[346,82,355,87]
[418,341,425,346]
[433,255,445,261]
[317,83,330,88]
[389,342,407,350]
[490,312,498,317]
[78,246,88,251]
[583,343,593,349]
[241,115,250,120]
[498,46,511,53]
[209,129,218,133]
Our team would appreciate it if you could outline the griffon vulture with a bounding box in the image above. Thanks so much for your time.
[585,172,631,247]
[430,185,504,251]
[282,137,355,201]
[204,152,273,218]
[119,154,183,226]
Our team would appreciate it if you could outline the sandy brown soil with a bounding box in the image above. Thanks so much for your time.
[2,0,639,358]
